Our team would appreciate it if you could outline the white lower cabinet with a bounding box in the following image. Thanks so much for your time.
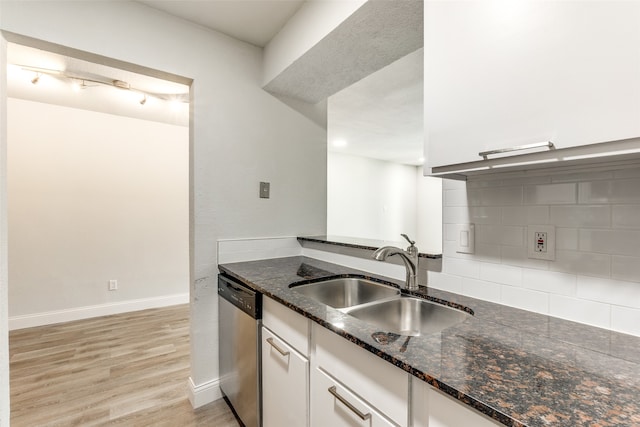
[260,297,503,427]
[261,325,309,427]
[312,368,395,427]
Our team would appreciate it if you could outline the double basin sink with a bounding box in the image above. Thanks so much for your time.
[290,277,471,336]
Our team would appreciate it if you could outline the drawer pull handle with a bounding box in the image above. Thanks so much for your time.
[266,337,290,356]
[479,141,555,160]
[328,386,371,421]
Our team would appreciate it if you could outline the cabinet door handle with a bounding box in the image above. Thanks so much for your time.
[328,386,371,421]
[266,337,290,357]
[479,141,555,160]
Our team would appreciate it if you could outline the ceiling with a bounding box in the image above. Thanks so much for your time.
[7,43,190,126]
[328,49,423,166]
[7,1,424,165]
[137,0,305,47]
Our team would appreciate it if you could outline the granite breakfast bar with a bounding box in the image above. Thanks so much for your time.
[219,256,640,427]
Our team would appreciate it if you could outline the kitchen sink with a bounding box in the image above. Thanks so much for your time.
[345,297,471,336]
[290,277,400,309]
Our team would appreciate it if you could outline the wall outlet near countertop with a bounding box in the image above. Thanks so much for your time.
[108,280,118,291]
[527,225,555,261]
[455,224,475,254]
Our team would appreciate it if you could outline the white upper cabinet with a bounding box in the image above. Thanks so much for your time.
[424,1,640,171]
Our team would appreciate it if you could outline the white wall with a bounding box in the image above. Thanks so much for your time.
[0,0,327,414]
[327,151,417,242]
[7,98,188,325]
[432,169,640,337]
[327,151,442,253]
[416,167,442,254]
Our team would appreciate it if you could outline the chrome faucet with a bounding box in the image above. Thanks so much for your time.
[372,234,419,291]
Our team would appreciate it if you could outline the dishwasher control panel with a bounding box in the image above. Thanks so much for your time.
[218,274,261,319]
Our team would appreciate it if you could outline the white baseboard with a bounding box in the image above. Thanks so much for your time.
[188,376,222,409]
[8,293,189,330]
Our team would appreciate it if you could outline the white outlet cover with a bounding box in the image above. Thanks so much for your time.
[455,224,475,254]
[527,225,555,261]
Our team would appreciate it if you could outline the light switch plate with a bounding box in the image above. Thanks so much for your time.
[527,225,555,261]
[259,182,270,199]
[455,224,475,254]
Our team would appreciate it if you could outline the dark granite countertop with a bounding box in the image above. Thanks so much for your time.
[297,235,442,259]
[219,256,640,427]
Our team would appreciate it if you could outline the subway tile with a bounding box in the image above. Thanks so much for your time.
[444,224,459,241]
[428,272,463,294]
[579,229,640,256]
[477,225,524,246]
[501,206,549,226]
[501,246,550,269]
[522,269,577,296]
[577,276,640,309]
[462,278,501,303]
[579,179,640,204]
[612,205,640,229]
[549,295,611,329]
[556,228,578,251]
[479,262,522,286]
[549,205,610,228]
[612,255,640,283]
[550,250,610,278]
[524,183,576,205]
[474,243,503,263]
[469,207,501,224]
[467,186,523,207]
[611,306,640,336]
[443,207,470,224]
[442,257,480,279]
[501,285,549,314]
[444,188,468,207]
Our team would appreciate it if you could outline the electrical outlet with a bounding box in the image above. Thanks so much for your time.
[108,280,118,291]
[527,225,555,261]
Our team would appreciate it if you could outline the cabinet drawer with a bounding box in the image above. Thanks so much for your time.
[263,296,311,356]
[262,326,309,427]
[313,324,408,425]
[312,368,395,427]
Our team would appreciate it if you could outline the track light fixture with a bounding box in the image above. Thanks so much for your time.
[31,73,40,85]
[140,95,147,105]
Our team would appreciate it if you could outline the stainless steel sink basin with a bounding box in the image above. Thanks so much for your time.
[345,297,470,336]
[291,277,400,309]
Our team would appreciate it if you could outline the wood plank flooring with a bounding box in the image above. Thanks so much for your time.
[9,304,239,426]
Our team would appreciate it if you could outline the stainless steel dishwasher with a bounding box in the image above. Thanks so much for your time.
[218,274,262,427]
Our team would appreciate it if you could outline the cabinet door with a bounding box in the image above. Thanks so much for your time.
[261,326,309,427]
[428,388,502,427]
[425,1,640,168]
[312,368,396,427]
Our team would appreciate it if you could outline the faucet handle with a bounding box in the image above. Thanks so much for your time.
[400,233,416,246]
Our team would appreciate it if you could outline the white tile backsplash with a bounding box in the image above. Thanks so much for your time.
[480,262,522,286]
[524,183,577,205]
[611,306,640,336]
[549,295,611,329]
[577,276,640,309]
[462,278,502,303]
[612,205,640,228]
[611,255,640,282]
[521,269,576,296]
[549,205,611,227]
[433,170,640,337]
[501,286,549,313]
[580,179,640,204]
[501,206,549,225]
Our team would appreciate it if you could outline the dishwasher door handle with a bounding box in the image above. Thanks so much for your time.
[266,337,290,357]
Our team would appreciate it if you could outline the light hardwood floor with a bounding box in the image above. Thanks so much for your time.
[9,304,240,426]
